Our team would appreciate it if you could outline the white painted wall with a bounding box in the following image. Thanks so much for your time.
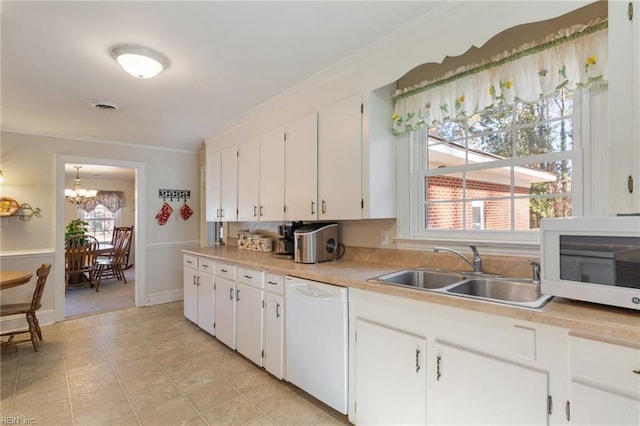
[0,131,200,328]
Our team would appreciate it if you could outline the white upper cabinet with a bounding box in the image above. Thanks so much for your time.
[259,126,285,222]
[220,145,238,222]
[285,112,318,221]
[318,85,397,221]
[205,150,221,222]
[237,137,260,222]
[318,93,363,220]
[205,145,237,222]
[362,83,396,219]
[608,1,640,213]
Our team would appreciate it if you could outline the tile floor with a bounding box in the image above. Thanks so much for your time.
[1,301,350,425]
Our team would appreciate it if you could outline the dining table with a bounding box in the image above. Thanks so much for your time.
[0,270,33,290]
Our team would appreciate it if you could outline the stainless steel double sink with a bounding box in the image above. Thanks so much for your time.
[368,268,553,309]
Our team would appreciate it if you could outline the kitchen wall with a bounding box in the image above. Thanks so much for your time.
[0,131,200,326]
[205,1,592,253]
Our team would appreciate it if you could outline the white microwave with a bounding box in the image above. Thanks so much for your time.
[540,216,640,311]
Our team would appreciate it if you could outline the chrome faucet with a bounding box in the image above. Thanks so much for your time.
[528,260,541,284]
[434,245,483,274]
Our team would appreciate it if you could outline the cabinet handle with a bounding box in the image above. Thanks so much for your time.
[221,269,228,273]
[259,205,264,216]
[216,208,220,218]
[253,206,258,217]
[633,369,640,375]
[565,401,570,421]
[220,208,224,218]
[197,276,200,286]
[193,276,197,285]
[276,303,281,318]
[267,280,277,286]
[416,349,421,373]
[244,274,252,279]
[236,289,240,301]
[321,200,327,214]
[436,355,442,380]
[229,288,234,300]
[186,260,193,264]
[311,201,315,215]
[202,264,209,268]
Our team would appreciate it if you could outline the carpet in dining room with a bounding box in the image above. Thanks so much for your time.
[65,267,135,318]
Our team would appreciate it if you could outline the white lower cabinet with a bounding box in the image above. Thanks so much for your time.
[235,281,263,366]
[183,254,215,335]
[434,343,549,425]
[263,273,285,379]
[355,319,427,425]
[214,274,236,349]
[568,335,640,425]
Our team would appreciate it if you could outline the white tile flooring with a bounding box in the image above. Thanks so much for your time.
[0,301,350,425]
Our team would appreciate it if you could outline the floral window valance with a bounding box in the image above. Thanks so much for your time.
[82,191,125,213]
[392,20,608,134]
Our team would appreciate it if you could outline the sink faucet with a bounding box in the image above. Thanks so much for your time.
[528,260,541,284]
[434,245,483,274]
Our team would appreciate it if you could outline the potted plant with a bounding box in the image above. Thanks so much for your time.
[65,219,89,241]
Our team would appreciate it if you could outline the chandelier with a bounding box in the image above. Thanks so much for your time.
[65,166,97,208]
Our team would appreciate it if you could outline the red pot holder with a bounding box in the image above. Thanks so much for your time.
[180,203,193,221]
[156,202,173,226]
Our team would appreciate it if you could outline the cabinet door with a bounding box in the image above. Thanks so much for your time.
[220,145,238,222]
[318,93,362,220]
[237,137,260,221]
[197,272,215,335]
[205,150,222,222]
[183,267,198,325]
[259,126,285,221]
[355,319,427,425]
[214,276,236,349]
[263,292,284,379]
[608,0,640,213]
[434,343,548,425]
[570,382,640,425]
[235,282,263,366]
[285,112,318,221]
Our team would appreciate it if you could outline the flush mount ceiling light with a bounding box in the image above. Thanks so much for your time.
[110,44,169,79]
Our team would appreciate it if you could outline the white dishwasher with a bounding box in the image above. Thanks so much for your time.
[285,276,348,414]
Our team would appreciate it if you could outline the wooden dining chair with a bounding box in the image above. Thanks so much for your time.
[97,226,133,269]
[65,235,100,292]
[1,263,52,352]
[94,227,133,287]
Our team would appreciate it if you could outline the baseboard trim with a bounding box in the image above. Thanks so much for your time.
[143,289,183,306]
[0,308,55,334]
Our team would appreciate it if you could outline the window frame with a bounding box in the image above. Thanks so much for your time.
[81,204,117,243]
[395,86,606,256]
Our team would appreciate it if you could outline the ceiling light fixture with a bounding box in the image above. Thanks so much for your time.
[110,44,169,79]
[65,166,98,208]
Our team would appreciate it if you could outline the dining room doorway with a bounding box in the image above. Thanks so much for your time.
[55,155,146,322]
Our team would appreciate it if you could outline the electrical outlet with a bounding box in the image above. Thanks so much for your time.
[380,230,389,246]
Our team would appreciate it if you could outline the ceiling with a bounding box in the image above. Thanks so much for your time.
[2,1,443,153]
[64,163,135,181]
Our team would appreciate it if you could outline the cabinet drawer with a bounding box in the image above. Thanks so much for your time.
[183,254,198,269]
[569,335,640,395]
[237,267,263,289]
[264,273,284,294]
[198,257,214,274]
[215,262,235,279]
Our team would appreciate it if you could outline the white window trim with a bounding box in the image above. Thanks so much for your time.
[395,87,606,257]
